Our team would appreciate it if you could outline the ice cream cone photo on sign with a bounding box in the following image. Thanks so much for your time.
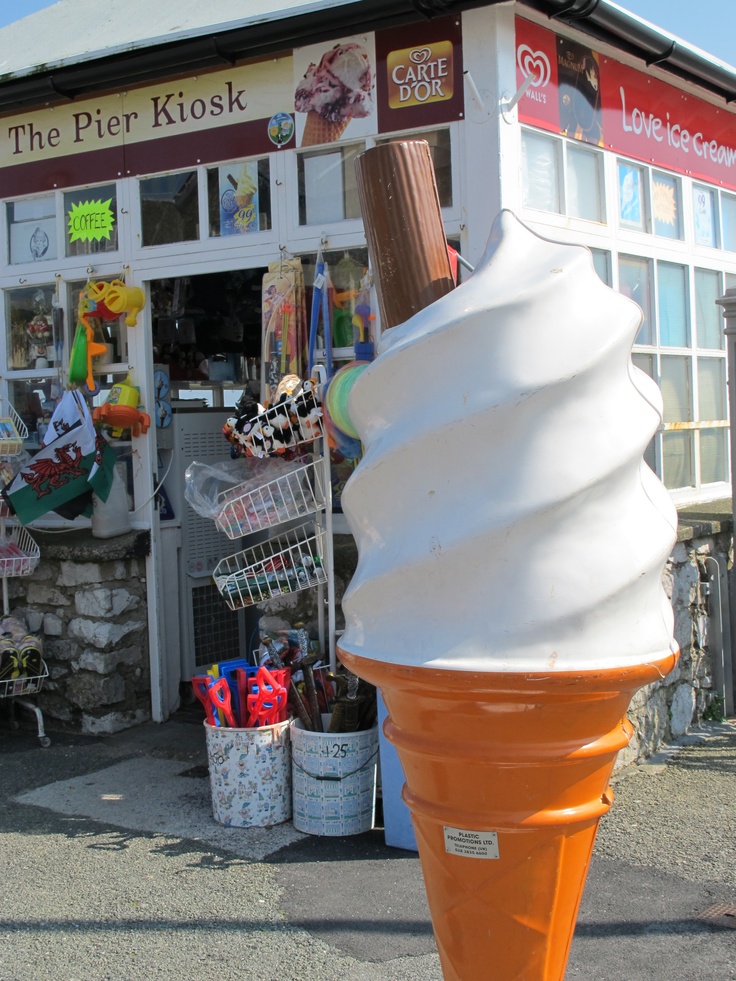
[335,141,679,981]
[294,35,376,148]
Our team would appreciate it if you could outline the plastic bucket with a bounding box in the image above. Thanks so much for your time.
[204,719,291,827]
[291,716,378,836]
[377,692,418,850]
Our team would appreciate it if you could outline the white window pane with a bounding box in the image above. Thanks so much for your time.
[694,268,723,349]
[693,186,717,247]
[660,356,692,422]
[522,132,560,213]
[658,262,689,347]
[652,171,682,239]
[567,145,603,221]
[700,429,728,484]
[697,358,726,420]
[663,431,694,489]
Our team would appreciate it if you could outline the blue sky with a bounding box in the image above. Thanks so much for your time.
[1,0,736,67]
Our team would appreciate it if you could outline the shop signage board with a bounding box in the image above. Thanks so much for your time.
[515,16,736,191]
[0,16,463,199]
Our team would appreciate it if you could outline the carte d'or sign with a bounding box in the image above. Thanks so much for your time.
[516,17,736,191]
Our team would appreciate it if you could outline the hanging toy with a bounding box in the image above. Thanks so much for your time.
[92,373,151,438]
[68,314,107,395]
[86,279,145,326]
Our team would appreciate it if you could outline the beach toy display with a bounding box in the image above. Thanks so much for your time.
[336,142,678,981]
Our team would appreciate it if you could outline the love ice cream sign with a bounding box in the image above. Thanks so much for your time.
[516,16,736,191]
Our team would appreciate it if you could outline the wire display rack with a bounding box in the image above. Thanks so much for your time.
[213,521,327,611]
[0,401,49,747]
[0,400,27,457]
[0,525,41,578]
[214,459,325,540]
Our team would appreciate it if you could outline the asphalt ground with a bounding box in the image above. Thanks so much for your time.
[0,701,734,981]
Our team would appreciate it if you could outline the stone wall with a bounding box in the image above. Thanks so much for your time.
[617,511,732,768]
[4,529,151,735]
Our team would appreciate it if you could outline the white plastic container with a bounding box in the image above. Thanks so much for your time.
[91,465,132,539]
[204,719,292,828]
[291,715,378,836]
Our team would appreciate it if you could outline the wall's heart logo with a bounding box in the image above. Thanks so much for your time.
[516,45,551,88]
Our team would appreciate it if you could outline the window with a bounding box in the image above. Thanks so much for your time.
[140,172,198,246]
[297,144,364,225]
[590,249,611,285]
[619,255,653,344]
[657,262,689,347]
[567,144,604,221]
[207,159,272,237]
[693,185,717,247]
[7,195,56,264]
[651,171,682,239]
[660,355,694,489]
[64,184,118,256]
[5,283,56,371]
[722,193,736,252]
[694,268,723,349]
[618,161,647,231]
[376,129,453,208]
[521,131,561,213]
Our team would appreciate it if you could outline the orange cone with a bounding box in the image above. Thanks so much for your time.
[338,648,678,981]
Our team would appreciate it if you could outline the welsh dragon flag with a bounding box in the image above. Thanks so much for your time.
[2,390,116,525]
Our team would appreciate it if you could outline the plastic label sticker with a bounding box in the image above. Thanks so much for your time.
[444,827,499,859]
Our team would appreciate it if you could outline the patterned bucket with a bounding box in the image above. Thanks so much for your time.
[290,717,378,836]
[204,719,291,827]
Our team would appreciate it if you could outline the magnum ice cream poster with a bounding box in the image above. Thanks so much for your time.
[293,34,377,148]
[557,37,603,146]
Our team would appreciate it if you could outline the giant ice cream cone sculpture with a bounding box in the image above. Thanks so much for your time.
[337,142,678,980]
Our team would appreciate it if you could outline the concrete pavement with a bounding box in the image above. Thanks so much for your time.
[1,704,734,980]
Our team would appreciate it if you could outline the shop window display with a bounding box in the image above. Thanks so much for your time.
[5,284,56,371]
[140,171,198,246]
[207,159,272,237]
[618,160,648,231]
[693,185,717,247]
[64,184,118,257]
[7,195,56,264]
[652,171,682,240]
